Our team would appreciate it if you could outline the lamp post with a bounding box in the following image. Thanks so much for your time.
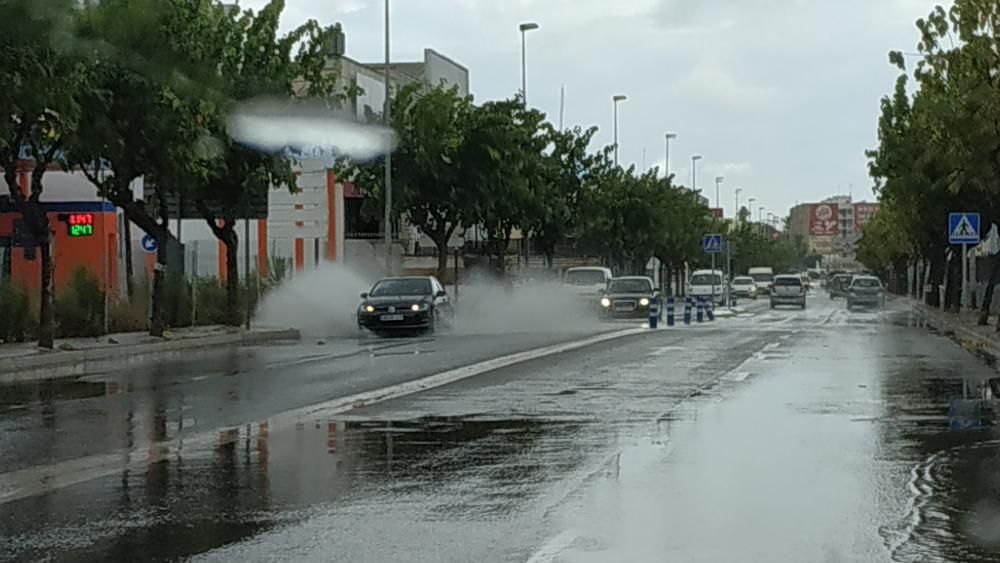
[519,22,539,106]
[691,154,702,191]
[714,176,724,211]
[735,188,742,226]
[612,94,627,165]
[664,133,677,179]
[383,0,392,274]
[759,206,765,236]
[747,197,756,228]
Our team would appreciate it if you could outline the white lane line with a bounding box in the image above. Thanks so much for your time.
[525,530,579,563]
[730,371,751,382]
[0,328,649,506]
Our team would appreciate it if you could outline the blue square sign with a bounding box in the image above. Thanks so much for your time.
[703,234,723,254]
[948,213,980,245]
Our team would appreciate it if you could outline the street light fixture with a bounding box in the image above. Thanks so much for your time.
[612,94,628,165]
[519,22,539,106]
[664,133,677,179]
[691,154,702,192]
[759,206,766,235]
[715,176,724,211]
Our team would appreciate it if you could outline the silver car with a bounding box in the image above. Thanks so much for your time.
[846,276,885,309]
[770,275,806,309]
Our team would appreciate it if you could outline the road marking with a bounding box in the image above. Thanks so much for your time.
[0,327,650,506]
[730,371,751,382]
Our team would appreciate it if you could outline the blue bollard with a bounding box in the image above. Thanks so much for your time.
[683,297,692,325]
[667,297,676,327]
[648,297,659,329]
[696,298,705,323]
[706,299,715,321]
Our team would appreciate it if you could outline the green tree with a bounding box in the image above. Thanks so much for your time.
[354,83,475,279]
[0,0,85,348]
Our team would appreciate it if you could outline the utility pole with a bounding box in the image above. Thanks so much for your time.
[383,0,393,275]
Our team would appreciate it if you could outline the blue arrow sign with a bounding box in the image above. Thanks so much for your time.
[703,234,723,254]
[948,213,980,245]
[141,234,158,254]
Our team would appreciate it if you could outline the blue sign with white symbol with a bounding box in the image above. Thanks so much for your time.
[948,213,980,245]
[703,234,723,254]
[141,234,158,254]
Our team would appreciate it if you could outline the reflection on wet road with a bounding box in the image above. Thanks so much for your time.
[4,297,1000,562]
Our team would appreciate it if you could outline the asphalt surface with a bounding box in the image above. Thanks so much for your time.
[3,294,1000,562]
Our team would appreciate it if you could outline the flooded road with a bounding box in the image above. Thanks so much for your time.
[3,297,1000,562]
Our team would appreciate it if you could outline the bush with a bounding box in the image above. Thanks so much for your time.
[109,281,148,333]
[0,280,36,343]
[55,267,105,338]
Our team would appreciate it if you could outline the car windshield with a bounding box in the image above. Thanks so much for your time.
[691,274,723,285]
[565,270,606,285]
[370,278,432,296]
[750,273,773,283]
[607,279,652,293]
[774,277,802,286]
[732,278,754,285]
[852,278,881,288]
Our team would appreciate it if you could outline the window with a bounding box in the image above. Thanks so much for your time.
[774,277,802,286]
[691,274,723,285]
[565,270,607,285]
[608,279,653,293]
[371,278,432,296]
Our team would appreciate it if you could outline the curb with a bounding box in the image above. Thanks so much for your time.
[912,302,1000,361]
[0,328,300,383]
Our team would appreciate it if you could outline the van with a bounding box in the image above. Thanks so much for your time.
[688,269,726,305]
[747,267,774,292]
[563,266,614,305]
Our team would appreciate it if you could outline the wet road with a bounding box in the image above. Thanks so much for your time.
[4,295,1000,562]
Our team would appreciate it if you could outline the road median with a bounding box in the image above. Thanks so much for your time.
[0,326,300,383]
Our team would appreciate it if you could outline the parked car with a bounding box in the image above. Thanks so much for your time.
[563,266,614,306]
[846,275,886,309]
[730,276,758,299]
[689,269,727,306]
[357,276,453,334]
[770,274,807,309]
[828,274,854,299]
[600,277,658,319]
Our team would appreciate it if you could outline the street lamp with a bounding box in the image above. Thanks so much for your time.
[735,188,742,226]
[759,206,765,235]
[519,22,539,106]
[691,154,702,191]
[715,176,724,211]
[747,197,756,227]
[612,94,627,165]
[664,133,677,179]
[383,0,392,274]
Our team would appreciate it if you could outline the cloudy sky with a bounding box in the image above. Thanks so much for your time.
[247,0,935,220]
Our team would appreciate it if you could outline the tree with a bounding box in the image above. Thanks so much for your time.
[354,83,475,279]
[530,124,598,269]
[463,98,548,274]
[0,0,85,348]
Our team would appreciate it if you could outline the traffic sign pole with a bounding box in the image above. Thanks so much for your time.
[962,243,968,310]
[711,253,716,306]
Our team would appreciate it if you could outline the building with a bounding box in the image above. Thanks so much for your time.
[787,196,880,260]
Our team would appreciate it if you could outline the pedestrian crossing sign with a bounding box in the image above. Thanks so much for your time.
[703,234,723,254]
[948,212,980,244]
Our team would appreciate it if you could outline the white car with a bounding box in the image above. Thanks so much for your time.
[770,274,807,309]
[688,269,726,305]
[730,276,758,299]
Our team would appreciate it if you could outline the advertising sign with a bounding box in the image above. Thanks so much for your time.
[809,203,839,236]
[854,203,879,232]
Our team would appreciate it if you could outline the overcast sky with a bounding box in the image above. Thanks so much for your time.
[246,0,936,220]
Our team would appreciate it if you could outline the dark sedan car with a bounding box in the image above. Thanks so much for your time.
[600,277,658,319]
[357,276,453,334]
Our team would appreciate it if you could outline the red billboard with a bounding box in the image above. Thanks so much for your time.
[809,203,839,236]
[854,203,879,232]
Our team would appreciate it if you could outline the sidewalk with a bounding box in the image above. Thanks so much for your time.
[0,324,300,383]
[910,299,1000,360]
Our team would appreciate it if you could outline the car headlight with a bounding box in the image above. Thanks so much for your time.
[411,303,428,311]
[600,297,611,308]
[639,298,650,306]
[364,305,375,313]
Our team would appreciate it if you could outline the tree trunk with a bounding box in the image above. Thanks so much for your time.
[980,257,1000,325]
[436,239,449,281]
[37,232,56,349]
[927,252,944,308]
[149,195,170,337]
[545,251,554,270]
[123,217,134,300]
[223,226,240,327]
[945,253,962,312]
